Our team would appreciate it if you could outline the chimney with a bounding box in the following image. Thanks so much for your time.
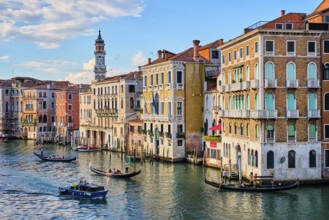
[157,50,162,59]
[193,40,200,62]
[281,10,285,16]
[163,50,168,61]
[148,58,151,64]
[218,39,224,46]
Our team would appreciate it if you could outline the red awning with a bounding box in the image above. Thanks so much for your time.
[209,124,221,131]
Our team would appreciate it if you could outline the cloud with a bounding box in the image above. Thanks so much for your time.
[131,51,147,67]
[16,60,70,73]
[0,0,144,48]
[83,58,95,71]
[63,71,93,84]
[0,56,9,62]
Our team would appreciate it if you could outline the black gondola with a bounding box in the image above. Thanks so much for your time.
[205,178,299,192]
[89,164,141,178]
[34,151,76,162]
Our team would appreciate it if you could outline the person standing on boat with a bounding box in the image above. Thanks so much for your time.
[125,162,129,173]
[40,148,43,157]
[222,169,227,183]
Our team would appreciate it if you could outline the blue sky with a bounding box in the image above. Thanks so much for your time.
[0,0,320,84]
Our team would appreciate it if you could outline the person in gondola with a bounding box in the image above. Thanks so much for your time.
[108,169,112,173]
[125,162,129,173]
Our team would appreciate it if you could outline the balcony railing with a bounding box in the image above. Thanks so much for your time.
[241,81,250,90]
[219,85,226,93]
[286,80,298,88]
[176,83,184,89]
[307,79,320,88]
[250,80,259,89]
[218,110,225,117]
[176,132,185,139]
[264,79,277,88]
[308,109,320,118]
[250,110,278,119]
[286,110,299,118]
[231,82,242,92]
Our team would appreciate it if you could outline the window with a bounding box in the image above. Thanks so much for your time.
[255,124,259,139]
[255,151,258,167]
[156,74,159,85]
[130,97,134,109]
[129,85,135,93]
[68,94,72,100]
[267,151,274,169]
[287,62,296,80]
[68,104,72,111]
[161,72,164,84]
[177,140,183,146]
[234,50,237,60]
[308,92,316,110]
[228,53,231,62]
[138,126,142,133]
[309,124,316,141]
[144,76,147,87]
[130,126,134,132]
[287,41,295,55]
[286,23,293,30]
[43,101,47,109]
[324,40,329,53]
[255,42,259,53]
[240,124,244,136]
[177,102,182,115]
[275,23,283,29]
[177,71,182,84]
[308,42,316,56]
[246,123,250,137]
[325,94,329,110]
[309,150,316,168]
[151,75,154,86]
[168,71,171,83]
[266,124,274,141]
[212,50,219,59]
[246,45,250,57]
[265,62,274,80]
[308,62,317,80]
[239,48,243,58]
[265,41,274,55]
[325,150,329,167]
[288,124,296,141]
[288,150,296,168]
[325,63,329,81]
[222,55,225,64]
[265,93,274,111]
[325,125,329,139]
[68,115,72,123]
[254,63,259,80]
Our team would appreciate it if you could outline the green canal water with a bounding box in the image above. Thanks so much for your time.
[0,140,328,219]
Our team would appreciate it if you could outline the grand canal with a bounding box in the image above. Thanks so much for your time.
[0,140,329,219]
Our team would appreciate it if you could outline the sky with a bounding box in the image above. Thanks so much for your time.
[0,0,321,84]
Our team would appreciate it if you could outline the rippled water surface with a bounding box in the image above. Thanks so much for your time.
[1,140,329,219]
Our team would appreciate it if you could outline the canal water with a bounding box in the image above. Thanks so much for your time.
[0,140,329,219]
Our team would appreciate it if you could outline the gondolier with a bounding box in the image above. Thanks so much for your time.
[125,162,129,173]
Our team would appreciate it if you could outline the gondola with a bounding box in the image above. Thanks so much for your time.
[204,178,299,192]
[34,151,76,162]
[89,164,141,178]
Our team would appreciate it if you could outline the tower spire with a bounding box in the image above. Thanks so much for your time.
[94,30,107,81]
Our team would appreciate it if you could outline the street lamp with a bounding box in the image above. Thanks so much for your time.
[238,151,242,183]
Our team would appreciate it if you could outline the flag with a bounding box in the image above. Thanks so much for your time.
[143,95,150,114]
[152,93,158,114]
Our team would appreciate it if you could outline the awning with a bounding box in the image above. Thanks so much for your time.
[209,124,221,131]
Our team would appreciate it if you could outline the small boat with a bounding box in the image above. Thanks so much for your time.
[205,178,299,192]
[34,151,76,162]
[75,146,100,152]
[59,181,108,199]
[89,164,141,178]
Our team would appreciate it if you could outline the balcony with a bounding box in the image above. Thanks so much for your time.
[250,80,259,89]
[95,108,118,117]
[286,110,299,118]
[308,109,320,118]
[250,110,278,119]
[219,85,226,93]
[218,110,225,117]
[307,79,320,88]
[286,80,298,88]
[176,83,184,89]
[264,79,277,88]
[225,84,231,92]
[158,84,164,90]
[176,132,185,139]
[231,82,242,92]
[166,83,172,90]
[241,81,250,90]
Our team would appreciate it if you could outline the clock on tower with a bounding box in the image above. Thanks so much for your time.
[94,30,107,81]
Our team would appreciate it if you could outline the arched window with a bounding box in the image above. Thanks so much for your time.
[325,93,329,111]
[309,124,316,141]
[240,124,244,136]
[265,62,274,80]
[309,150,316,168]
[308,62,317,80]
[246,94,250,110]
[266,124,274,141]
[287,93,296,110]
[246,66,250,81]
[255,151,258,167]
[251,150,254,166]
[39,115,42,123]
[43,101,47,109]
[255,93,259,110]
[246,123,250,138]
[5,102,9,112]
[324,63,329,80]
[287,62,296,80]
[288,124,296,141]
[288,150,296,168]
[254,63,259,80]
[248,149,251,165]
[229,123,232,134]
[255,124,259,139]
[267,151,274,169]
[265,93,274,110]
[155,94,159,114]
[234,123,237,134]
[308,92,316,110]
[43,115,47,123]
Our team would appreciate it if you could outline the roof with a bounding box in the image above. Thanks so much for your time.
[206,85,217,92]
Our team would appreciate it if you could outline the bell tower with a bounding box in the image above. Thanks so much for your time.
[94,30,107,81]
